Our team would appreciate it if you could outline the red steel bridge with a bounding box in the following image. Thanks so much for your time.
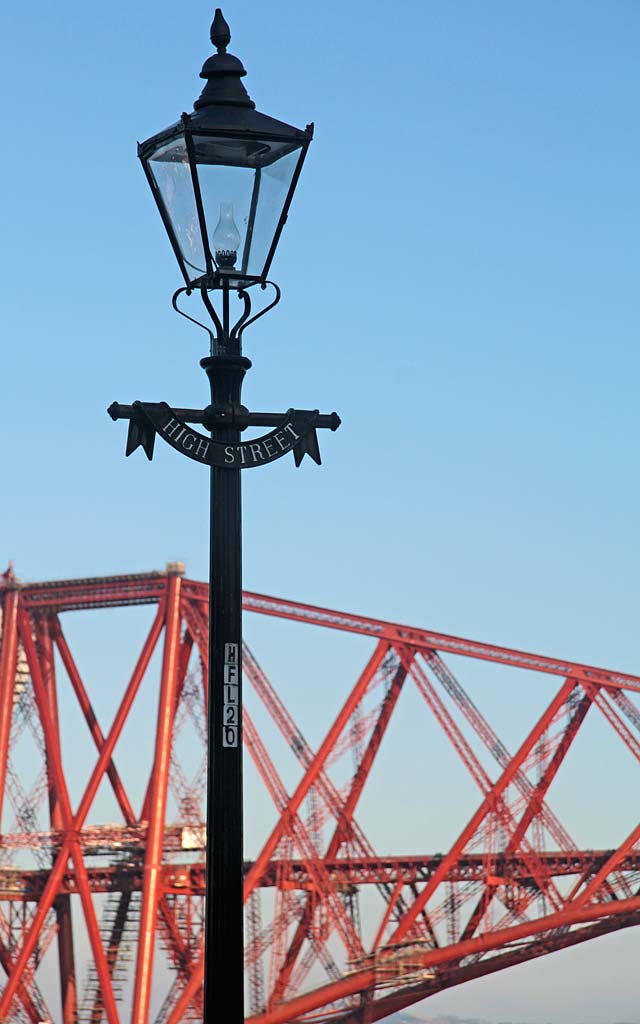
[0,566,639,1023]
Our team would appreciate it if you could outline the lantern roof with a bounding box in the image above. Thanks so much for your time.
[138,9,313,159]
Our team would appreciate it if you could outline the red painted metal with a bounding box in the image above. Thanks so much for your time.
[37,615,78,1024]
[0,569,638,1024]
[0,587,19,827]
[132,573,183,1024]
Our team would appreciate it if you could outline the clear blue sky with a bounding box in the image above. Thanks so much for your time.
[0,1,639,1021]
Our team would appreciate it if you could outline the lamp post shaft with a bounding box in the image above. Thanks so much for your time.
[202,353,251,1023]
[122,11,321,1016]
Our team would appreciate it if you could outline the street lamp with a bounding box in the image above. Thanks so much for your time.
[108,9,339,1024]
[137,8,312,291]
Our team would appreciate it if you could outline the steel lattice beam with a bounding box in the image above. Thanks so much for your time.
[0,569,638,1024]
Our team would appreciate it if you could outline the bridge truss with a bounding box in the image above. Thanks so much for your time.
[0,568,638,1023]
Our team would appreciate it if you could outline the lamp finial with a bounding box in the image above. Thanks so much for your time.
[211,9,231,53]
[195,9,254,109]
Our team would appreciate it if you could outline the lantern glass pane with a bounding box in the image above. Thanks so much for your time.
[147,137,206,275]
[246,148,300,275]
[193,136,302,277]
[192,157,254,273]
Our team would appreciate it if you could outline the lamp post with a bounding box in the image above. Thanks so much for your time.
[108,9,339,1023]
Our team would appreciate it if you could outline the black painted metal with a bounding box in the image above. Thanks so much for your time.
[109,376,339,1024]
[201,351,251,1024]
[173,279,285,351]
[195,7,254,111]
[118,13,336,1024]
[108,401,341,432]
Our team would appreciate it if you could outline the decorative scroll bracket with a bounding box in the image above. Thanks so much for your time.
[108,401,341,469]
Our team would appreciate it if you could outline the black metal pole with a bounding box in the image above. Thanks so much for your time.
[108,306,339,1021]
[201,350,251,1024]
